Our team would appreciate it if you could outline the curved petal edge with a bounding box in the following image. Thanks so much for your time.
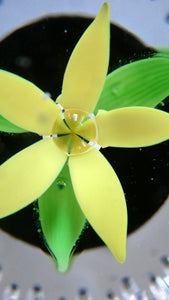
[69,148,127,263]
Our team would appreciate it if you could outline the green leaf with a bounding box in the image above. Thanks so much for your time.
[38,163,86,273]
[95,57,169,113]
[0,115,27,133]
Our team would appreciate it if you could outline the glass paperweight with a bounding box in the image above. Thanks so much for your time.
[0,0,169,299]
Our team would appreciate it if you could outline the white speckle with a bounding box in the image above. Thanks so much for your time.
[73,114,78,121]
[43,92,51,100]
[56,102,64,111]
[88,141,101,150]
[42,135,51,139]
[88,113,95,120]
[51,134,58,138]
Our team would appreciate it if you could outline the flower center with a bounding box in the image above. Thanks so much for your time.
[51,107,98,155]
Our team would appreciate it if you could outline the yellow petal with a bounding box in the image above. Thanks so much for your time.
[69,148,127,263]
[0,138,67,218]
[96,107,169,148]
[0,69,60,135]
[57,2,110,112]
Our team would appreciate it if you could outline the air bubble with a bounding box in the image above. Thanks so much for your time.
[111,83,123,96]
[15,56,32,68]
[111,87,119,96]
[56,179,67,190]
[159,101,165,107]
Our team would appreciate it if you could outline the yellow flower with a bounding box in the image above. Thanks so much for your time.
[0,2,169,272]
